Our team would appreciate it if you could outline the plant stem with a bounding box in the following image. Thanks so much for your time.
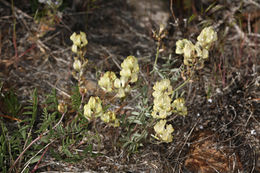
[153,41,161,70]
[171,78,191,99]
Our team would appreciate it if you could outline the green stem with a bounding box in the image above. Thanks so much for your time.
[172,78,191,99]
[153,41,161,69]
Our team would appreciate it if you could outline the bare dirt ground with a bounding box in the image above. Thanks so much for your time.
[0,0,260,172]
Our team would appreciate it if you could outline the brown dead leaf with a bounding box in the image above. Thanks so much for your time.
[185,131,242,173]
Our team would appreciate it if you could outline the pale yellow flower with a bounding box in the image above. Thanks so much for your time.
[71,44,78,53]
[83,96,103,119]
[172,98,187,116]
[98,71,117,92]
[183,40,196,58]
[154,119,167,134]
[73,59,82,72]
[113,119,120,127]
[120,56,139,83]
[120,68,132,78]
[114,78,122,88]
[83,104,92,119]
[121,56,139,72]
[101,111,111,123]
[79,31,88,47]
[114,78,131,98]
[101,111,116,123]
[152,95,172,119]
[194,43,209,59]
[201,48,209,59]
[101,111,120,127]
[116,87,126,98]
[152,79,173,97]
[70,32,81,46]
[70,31,88,53]
[152,79,173,119]
[160,124,174,143]
[154,120,174,143]
[197,26,217,49]
[175,39,190,55]
[114,77,128,88]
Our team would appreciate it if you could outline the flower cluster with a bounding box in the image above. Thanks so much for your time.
[70,32,88,54]
[152,79,188,143]
[84,96,103,119]
[176,26,217,67]
[154,120,174,143]
[101,111,120,127]
[120,56,139,84]
[98,56,139,98]
[70,32,89,91]
[83,96,120,127]
[98,71,117,92]
[152,79,173,119]
[172,98,187,116]
[197,26,218,49]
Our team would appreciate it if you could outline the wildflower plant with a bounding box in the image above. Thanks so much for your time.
[151,26,217,143]
[1,24,219,171]
[93,56,140,128]
[176,26,217,72]
[151,79,187,143]
[70,31,89,93]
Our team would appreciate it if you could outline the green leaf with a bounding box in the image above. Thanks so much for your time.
[64,148,72,157]
[188,14,196,24]
[40,136,49,143]
[23,111,33,115]
[131,112,140,116]
[71,86,81,110]
[30,155,42,164]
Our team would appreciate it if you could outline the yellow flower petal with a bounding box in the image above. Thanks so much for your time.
[71,44,77,53]
[80,31,88,46]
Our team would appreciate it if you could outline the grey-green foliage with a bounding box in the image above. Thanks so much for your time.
[121,86,152,154]
[153,54,183,81]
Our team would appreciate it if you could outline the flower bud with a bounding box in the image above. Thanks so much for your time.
[58,102,66,113]
[73,59,82,72]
